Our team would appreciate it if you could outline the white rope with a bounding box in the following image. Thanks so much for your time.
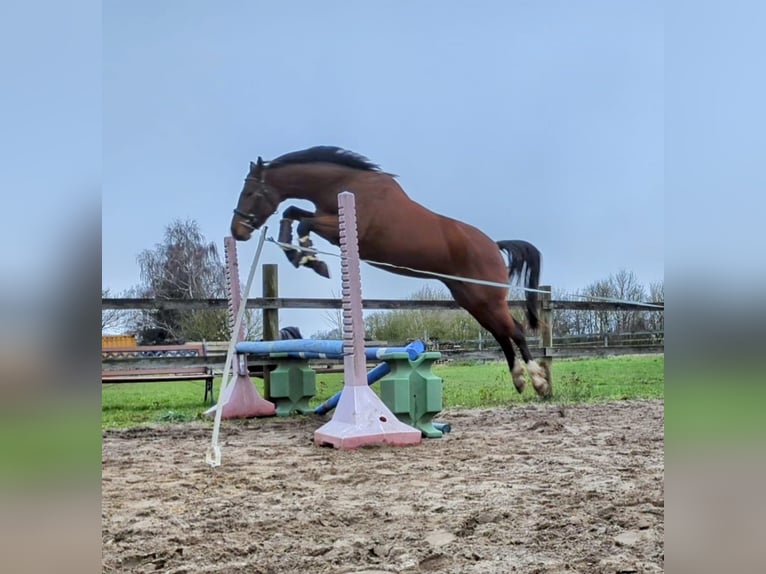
[266,237,664,309]
[266,237,540,290]
[206,227,267,468]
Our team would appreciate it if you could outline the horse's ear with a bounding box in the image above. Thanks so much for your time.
[249,157,265,179]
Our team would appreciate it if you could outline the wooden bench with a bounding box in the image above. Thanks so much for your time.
[101,343,215,403]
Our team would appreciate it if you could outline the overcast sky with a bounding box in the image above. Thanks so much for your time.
[101,0,662,336]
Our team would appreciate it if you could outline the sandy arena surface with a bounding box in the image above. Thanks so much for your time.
[102,400,664,573]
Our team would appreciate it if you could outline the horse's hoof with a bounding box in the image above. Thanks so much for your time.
[526,361,551,398]
[532,377,551,398]
[309,260,330,278]
[288,254,302,268]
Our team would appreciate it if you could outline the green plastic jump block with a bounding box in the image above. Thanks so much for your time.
[379,351,444,438]
[268,359,316,416]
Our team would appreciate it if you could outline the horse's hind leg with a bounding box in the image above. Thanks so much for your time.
[449,284,536,395]
[495,335,527,393]
[466,294,550,398]
[510,328,551,398]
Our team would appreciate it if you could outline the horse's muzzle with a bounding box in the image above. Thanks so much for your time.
[230,221,253,241]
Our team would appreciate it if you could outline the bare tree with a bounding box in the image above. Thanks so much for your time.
[552,287,586,336]
[610,269,648,333]
[316,289,343,339]
[242,310,263,341]
[647,279,665,332]
[128,219,230,344]
[102,288,128,333]
[583,278,614,334]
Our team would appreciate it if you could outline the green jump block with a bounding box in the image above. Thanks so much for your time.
[379,351,444,438]
[267,359,316,416]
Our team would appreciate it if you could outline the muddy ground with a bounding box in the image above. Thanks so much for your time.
[102,400,664,573]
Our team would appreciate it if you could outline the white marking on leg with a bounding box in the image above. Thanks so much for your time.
[512,358,526,393]
[528,361,551,397]
[299,255,317,265]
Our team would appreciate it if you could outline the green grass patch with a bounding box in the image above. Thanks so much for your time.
[437,354,664,408]
[102,355,664,429]
[101,379,229,428]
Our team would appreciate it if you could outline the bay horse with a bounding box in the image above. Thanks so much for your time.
[230,146,550,397]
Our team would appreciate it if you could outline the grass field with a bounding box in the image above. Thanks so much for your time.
[101,355,664,429]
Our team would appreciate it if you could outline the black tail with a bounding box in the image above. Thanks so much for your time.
[496,240,542,330]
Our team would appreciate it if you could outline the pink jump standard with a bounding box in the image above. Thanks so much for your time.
[207,236,275,419]
[313,192,422,449]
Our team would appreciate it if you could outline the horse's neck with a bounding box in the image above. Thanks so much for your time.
[267,165,347,206]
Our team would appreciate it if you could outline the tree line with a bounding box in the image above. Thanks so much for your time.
[550,270,663,336]
[312,270,663,345]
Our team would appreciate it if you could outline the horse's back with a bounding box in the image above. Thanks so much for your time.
[349,176,506,282]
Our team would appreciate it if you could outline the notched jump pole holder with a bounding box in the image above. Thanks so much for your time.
[205,236,276,420]
[314,191,422,449]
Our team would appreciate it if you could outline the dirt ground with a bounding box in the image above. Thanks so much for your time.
[102,400,664,574]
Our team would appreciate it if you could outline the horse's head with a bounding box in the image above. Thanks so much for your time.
[231,157,280,240]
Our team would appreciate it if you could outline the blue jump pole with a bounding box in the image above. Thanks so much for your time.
[236,339,344,356]
[314,339,426,415]
[235,339,422,361]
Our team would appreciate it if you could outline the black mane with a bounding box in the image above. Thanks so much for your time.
[267,146,382,172]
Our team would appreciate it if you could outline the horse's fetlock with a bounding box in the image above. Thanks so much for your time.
[299,255,317,265]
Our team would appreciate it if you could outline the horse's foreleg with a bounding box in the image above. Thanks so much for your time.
[295,218,333,278]
[283,206,315,220]
[279,207,318,268]
[279,211,340,279]
[277,218,303,268]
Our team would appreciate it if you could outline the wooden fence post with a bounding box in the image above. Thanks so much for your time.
[539,285,553,391]
[262,264,279,400]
